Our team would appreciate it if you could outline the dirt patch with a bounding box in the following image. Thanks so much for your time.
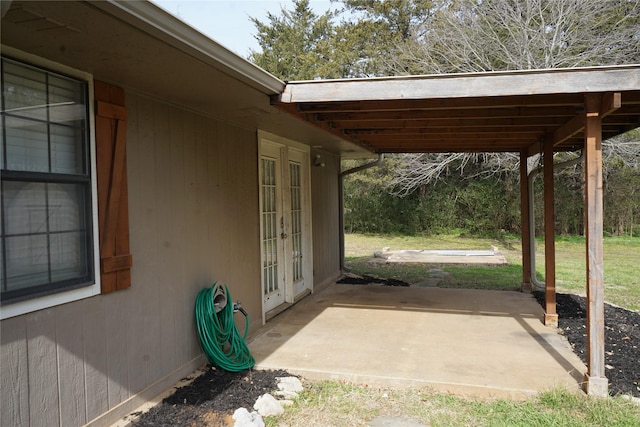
[533,292,640,398]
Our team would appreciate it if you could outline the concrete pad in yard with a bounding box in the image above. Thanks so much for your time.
[374,248,508,265]
[249,284,586,399]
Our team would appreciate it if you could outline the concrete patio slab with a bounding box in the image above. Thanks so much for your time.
[249,284,586,399]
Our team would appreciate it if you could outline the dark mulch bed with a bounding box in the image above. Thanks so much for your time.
[338,274,410,286]
[132,367,291,427]
[533,291,640,398]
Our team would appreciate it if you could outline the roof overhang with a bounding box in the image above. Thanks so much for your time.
[1,0,370,156]
[273,66,640,155]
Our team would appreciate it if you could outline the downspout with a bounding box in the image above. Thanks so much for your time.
[528,151,584,290]
[339,154,385,272]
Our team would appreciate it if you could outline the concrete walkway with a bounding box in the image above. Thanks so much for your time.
[249,284,586,399]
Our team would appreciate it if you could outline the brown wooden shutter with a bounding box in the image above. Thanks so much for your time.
[95,81,132,293]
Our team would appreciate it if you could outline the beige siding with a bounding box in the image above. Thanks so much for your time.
[1,93,263,427]
[311,150,342,289]
[26,309,60,427]
[56,302,87,426]
[0,316,29,427]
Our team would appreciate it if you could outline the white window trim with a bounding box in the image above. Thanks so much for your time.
[1,46,101,320]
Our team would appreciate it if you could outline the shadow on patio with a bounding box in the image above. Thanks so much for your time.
[248,283,586,399]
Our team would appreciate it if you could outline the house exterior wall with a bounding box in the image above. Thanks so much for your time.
[311,150,342,290]
[1,92,266,427]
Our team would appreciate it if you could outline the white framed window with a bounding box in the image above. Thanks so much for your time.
[1,50,100,319]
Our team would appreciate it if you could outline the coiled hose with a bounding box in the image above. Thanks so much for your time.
[194,282,255,372]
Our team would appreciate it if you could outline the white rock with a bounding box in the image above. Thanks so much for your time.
[279,399,294,406]
[277,376,304,393]
[232,407,265,427]
[253,393,284,417]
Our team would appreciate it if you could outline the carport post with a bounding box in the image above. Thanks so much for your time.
[583,93,608,397]
[543,136,558,327]
[519,149,532,293]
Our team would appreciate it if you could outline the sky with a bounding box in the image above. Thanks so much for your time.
[151,1,333,58]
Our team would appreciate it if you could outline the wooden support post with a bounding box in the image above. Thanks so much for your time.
[543,136,558,327]
[583,94,608,397]
[520,150,532,293]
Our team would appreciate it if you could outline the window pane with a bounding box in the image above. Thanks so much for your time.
[50,231,88,282]
[5,235,50,291]
[3,181,47,235]
[48,74,86,124]
[4,117,49,172]
[48,183,86,232]
[51,124,84,174]
[2,61,48,121]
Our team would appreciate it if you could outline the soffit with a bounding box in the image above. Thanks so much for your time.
[1,0,369,157]
[273,67,640,154]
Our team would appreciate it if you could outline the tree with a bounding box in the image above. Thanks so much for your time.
[396,0,640,74]
[386,0,640,231]
[249,0,438,79]
[336,0,437,76]
[249,0,338,80]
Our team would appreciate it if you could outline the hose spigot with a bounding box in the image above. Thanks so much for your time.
[233,301,248,317]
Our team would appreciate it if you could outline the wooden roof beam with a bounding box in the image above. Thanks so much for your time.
[343,127,545,139]
[315,106,579,122]
[553,92,621,146]
[294,93,585,113]
[328,116,570,129]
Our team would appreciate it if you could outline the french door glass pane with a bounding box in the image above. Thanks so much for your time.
[290,162,303,281]
[261,158,279,295]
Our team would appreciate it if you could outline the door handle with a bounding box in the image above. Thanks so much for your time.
[280,216,288,239]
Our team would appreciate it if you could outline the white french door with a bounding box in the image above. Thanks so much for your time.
[259,135,312,316]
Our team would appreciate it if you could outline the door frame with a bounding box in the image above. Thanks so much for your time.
[258,131,313,322]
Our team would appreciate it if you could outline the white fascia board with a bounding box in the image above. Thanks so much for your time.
[95,0,285,95]
[279,65,640,103]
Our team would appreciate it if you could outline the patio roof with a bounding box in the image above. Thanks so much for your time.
[273,66,640,397]
[272,66,640,155]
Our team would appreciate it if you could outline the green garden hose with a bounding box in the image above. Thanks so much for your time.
[195,282,255,372]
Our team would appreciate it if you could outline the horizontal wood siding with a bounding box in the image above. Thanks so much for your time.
[1,93,262,427]
[311,151,342,288]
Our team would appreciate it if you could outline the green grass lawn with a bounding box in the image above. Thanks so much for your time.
[269,382,640,426]
[344,233,640,311]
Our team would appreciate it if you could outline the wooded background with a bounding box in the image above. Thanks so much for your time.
[250,0,640,236]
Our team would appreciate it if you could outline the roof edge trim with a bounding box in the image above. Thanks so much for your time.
[279,66,640,103]
[286,64,640,85]
[93,0,285,95]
